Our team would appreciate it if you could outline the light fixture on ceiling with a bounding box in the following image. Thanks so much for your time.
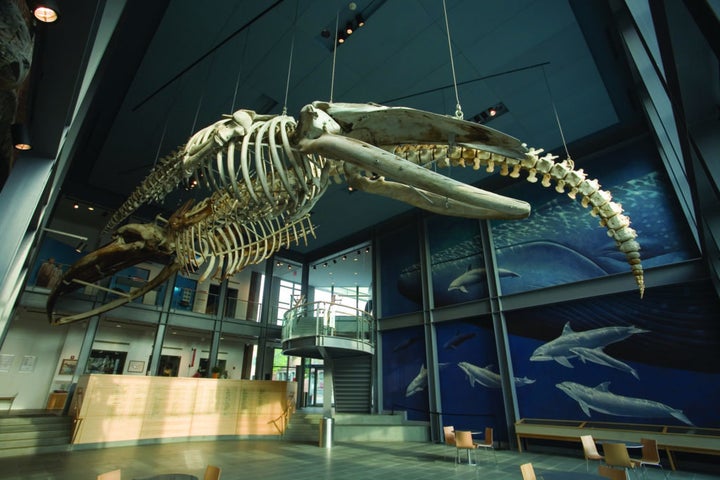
[345,22,354,35]
[11,123,32,150]
[32,0,60,23]
[337,31,347,45]
[74,241,87,253]
[473,102,509,124]
[355,14,365,27]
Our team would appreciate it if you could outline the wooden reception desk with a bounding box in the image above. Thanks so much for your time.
[69,375,296,445]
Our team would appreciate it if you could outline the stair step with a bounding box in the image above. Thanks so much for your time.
[0,414,73,458]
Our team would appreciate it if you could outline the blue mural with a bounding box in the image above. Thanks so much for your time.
[507,282,720,428]
[493,140,698,295]
[381,326,428,421]
[390,139,697,302]
[379,224,422,317]
[436,318,514,441]
[425,216,489,307]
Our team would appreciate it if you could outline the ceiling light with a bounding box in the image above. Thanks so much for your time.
[11,124,31,150]
[345,22,354,35]
[473,102,508,124]
[32,0,60,23]
[87,206,94,211]
[355,14,365,27]
[75,241,87,253]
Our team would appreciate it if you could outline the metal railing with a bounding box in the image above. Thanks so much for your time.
[282,301,374,346]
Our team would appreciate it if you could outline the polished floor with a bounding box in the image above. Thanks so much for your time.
[1,438,718,480]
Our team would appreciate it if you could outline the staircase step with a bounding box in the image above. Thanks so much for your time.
[0,414,73,458]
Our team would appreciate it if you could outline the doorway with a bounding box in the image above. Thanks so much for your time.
[305,364,324,407]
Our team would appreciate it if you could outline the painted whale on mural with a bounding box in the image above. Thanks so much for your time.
[405,363,451,397]
[570,346,640,379]
[405,365,427,397]
[556,381,694,426]
[458,361,535,389]
[443,331,476,349]
[447,266,519,293]
[531,322,648,368]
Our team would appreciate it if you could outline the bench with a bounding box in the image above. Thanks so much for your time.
[0,393,17,414]
[515,418,720,471]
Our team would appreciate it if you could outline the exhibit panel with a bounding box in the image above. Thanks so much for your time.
[381,325,429,421]
[506,281,720,428]
[378,224,423,318]
[436,317,510,441]
[425,215,488,308]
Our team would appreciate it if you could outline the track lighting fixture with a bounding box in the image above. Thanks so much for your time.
[355,14,365,27]
[473,102,508,124]
[11,123,31,150]
[32,0,60,23]
[345,22,354,35]
[75,241,87,253]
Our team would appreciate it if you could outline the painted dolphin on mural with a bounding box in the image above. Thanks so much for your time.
[458,361,535,389]
[556,381,694,426]
[443,331,476,349]
[530,322,649,368]
[570,346,640,379]
[447,266,519,293]
[405,365,428,397]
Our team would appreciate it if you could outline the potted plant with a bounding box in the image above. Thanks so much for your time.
[211,365,222,378]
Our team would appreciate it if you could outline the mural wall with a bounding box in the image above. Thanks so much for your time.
[507,282,720,428]
[435,318,515,441]
[381,326,428,421]
[492,139,698,295]
[378,138,718,434]
[379,223,422,317]
[426,216,488,307]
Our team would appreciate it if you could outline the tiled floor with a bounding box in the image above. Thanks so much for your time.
[1,439,718,480]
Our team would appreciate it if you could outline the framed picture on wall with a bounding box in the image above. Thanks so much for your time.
[127,360,145,373]
[58,358,77,375]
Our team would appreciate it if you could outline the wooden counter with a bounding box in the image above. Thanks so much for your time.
[69,375,296,445]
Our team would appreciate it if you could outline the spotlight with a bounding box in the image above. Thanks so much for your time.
[323,262,328,267]
[342,255,347,261]
[11,124,31,150]
[320,29,331,38]
[73,203,79,209]
[337,31,347,44]
[32,0,60,23]
[355,13,365,27]
[473,102,508,124]
[345,22,354,35]
[87,206,94,211]
[74,241,87,253]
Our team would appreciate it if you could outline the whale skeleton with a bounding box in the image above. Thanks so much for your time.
[47,102,645,325]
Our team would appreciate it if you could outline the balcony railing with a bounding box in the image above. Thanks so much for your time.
[282,301,374,347]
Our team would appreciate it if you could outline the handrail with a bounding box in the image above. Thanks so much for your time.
[281,301,374,346]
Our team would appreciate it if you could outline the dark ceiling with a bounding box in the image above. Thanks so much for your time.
[22,0,644,263]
